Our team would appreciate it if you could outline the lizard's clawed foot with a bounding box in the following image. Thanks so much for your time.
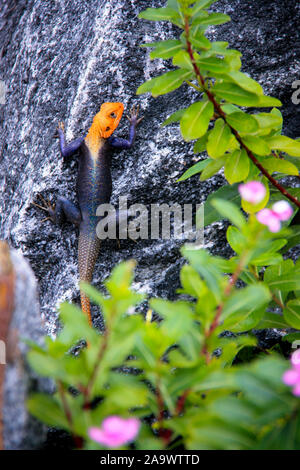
[31,194,56,223]
[126,104,144,125]
[57,121,65,132]
[55,121,65,137]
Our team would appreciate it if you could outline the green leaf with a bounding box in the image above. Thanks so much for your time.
[224,148,250,184]
[27,394,69,429]
[224,307,265,332]
[255,312,290,329]
[182,248,222,302]
[173,50,194,71]
[194,134,208,153]
[177,159,210,181]
[283,225,300,252]
[224,71,263,96]
[146,39,182,60]
[152,69,193,97]
[270,108,283,134]
[150,299,195,341]
[203,184,241,226]
[226,112,259,133]
[58,302,99,345]
[191,0,217,16]
[207,119,232,158]
[27,350,64,379]
[282,332,300,344]
[167,0,179,9]
[262,157,299,176]
[161,108,186,127]
[213,82,260,107]
[104,373,148,409]
[138,7,182,25]
[210,198,246,230]
[253,112,283,135]
[221,285,271,322]
[283,299,300,329]
[256,95,282,107]
[250,252,283,267]
[180,264,205,298]
[199,156,227,180]
[242,136,271,156]
[226,225,247,254]
[189,32,211,50]
[180,100,214,141]
[221,104,240,115]
[223,51,242,72]
[268,272,300,293]
[264,259,294,304]
[136,76,159,95]
[213,82,281,108]
[196,57,231,75]
[192,12,230,26]
[265,135,300,157]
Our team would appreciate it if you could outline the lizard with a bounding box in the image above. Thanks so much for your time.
[32,103,142,325]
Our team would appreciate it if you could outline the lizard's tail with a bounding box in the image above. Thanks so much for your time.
[78,232,101,326]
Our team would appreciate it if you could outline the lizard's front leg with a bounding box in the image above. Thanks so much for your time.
[57,121,84,158]
[32,194,82,226]
[107,104,143,149]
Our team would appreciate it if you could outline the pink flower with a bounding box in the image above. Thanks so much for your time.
[282,350,300,397]
[88,416,140,448]
[256,208,281,233]
[238,181,266,204]
[256,200,293,232]
[272,201,293,221]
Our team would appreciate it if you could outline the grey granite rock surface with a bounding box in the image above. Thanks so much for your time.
[0,0,299,332]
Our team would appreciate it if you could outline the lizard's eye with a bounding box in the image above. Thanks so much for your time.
[106,126,110,131]
[110,112,117,118]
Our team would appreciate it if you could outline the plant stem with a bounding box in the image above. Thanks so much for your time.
[83,330,109,408]
[58,381,83,449]
[155,378,172,446]
[200,254,247,362]
[184,17,300,209]
[175,388,190,416]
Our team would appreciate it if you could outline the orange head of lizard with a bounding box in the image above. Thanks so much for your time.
[92,102,124,138]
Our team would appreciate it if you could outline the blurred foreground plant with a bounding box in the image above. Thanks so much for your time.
[27,192,300,449]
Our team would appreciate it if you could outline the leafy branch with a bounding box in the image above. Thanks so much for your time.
[183,16,300,208]
[138,0,300,215]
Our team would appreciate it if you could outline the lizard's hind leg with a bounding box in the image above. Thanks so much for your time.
[32,194,82,226]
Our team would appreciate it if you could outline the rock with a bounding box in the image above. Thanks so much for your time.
[0,1,299,333]
[3,247,47,450]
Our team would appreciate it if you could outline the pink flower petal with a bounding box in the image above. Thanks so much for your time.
[238,181,266,204]
[102,416,124,432]
[88,427,106,443]
[256,208,281,232]
[124,418,141,442]
[88,416,140,448]
[293,382,300,397]
[282,369,300,386]
[272,201,293,221]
